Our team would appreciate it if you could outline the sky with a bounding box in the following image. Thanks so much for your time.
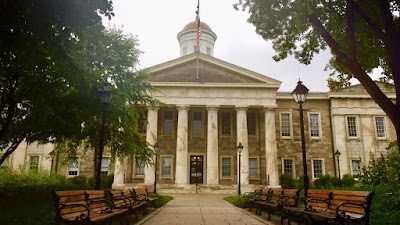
[106,0,334,92]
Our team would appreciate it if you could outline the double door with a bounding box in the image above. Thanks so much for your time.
[190,155,203,184]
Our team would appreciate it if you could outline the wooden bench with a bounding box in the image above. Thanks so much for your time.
[282,189,332,225]
[53,190,129,225]
[145,186,159,208]
[257,188,301,221]
[119,189,147,221]
[283,190,374,225]
[245,187,267,213]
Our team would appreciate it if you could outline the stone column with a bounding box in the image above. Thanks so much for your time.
[360,116,374,166]
[144,108,159,184]
[264,107,279,186]
[331,115,349,177]
[175,105,189,184]
[112,157,125,188]
[236,106,249,185]
[206,106,219,185]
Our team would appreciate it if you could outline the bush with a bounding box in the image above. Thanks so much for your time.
[341,174,355,187]
[224,195,251,208]
[313,175,333,189]
[331,177,342,187]
[280,173,296,188]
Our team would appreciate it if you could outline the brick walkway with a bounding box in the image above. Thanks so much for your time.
[137,194,275,225]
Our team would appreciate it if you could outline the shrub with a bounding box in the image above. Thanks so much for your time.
[313,175,333,189]
[331,177,341,187]
[341,174,355,187]
[224,195,251,208]
[280,173,296,188]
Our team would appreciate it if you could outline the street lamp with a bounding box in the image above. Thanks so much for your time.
[292,80,309,194]
[95,83,112,190]
[237,143,244,195]
[334,150,342,179]
[49,150,55,175]
[154,142,159,195]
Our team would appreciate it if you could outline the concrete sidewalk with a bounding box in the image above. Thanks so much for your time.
[137,194,275,225]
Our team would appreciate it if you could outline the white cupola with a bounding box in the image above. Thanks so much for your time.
[177,21,217,56]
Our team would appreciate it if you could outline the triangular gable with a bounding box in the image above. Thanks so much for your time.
[328,81,395,98]
[145,52,281,87]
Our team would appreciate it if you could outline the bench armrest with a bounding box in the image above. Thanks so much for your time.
[58,203,90,222]
[280,195,297,207]
[336,201,367,217]
[112,196,132,208]
[88,199,114,213]
[304,197,329,211]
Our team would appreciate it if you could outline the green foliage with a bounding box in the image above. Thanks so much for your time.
[154,195,173,208]
[280,173,296,188]
[223,195,252,208]
[313,175,333,189]
[341,174,356,187]
[359,143,400,187]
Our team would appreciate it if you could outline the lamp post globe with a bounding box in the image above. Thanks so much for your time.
[292,80,309,194]
[95,82,112,190]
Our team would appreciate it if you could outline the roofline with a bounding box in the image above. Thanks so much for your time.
[150,82,281,89]
[146,52,282,86]
[277,92,329,100]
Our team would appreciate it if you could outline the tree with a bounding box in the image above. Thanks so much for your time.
[55,27,161,187]
[0,0,114,164]
[234,0,400,149]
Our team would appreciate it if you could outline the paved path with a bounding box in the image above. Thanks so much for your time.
[138,194,275,225]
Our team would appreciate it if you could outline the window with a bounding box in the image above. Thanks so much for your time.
[309,113,320,138]
[0,155,9,169]
[280,113,291,138]
[312,159,324,179]
[247,111,257,136]
[101,157,110,175]
[221,111,231,136]
[221,157,232,177]
[351,160,361,179]
[29,156,40,171]
[282,159,294,176]
[163,111,173,135]
[161,156,172,177]
[192,111,203,136]
[68,157,79,176]
[375,117,386,138]
[347,116,358,137]
[135,159,144,176]
[138,112,147,134]
[249,158,258,178]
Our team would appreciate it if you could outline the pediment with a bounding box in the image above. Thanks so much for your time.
[146,53,281,87]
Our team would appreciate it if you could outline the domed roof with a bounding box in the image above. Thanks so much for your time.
[182,21,213,32]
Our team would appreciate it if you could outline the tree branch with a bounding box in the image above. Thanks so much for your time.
[308,14,398,130]
[346,0,357,59]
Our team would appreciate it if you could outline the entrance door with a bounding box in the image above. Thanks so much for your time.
[190,156,203,184]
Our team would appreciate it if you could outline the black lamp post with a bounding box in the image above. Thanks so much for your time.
[154,142,159,195]
[49,150,55,175]
[95,83,112,190]
[334,150,342,179]
[292,80,309,194]
[237,143,244,195]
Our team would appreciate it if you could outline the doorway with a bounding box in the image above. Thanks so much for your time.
[190,155,203,184]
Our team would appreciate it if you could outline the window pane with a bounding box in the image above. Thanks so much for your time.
[375,117,385,138]
[29,156,39,171]
[281,113,291,137]
[221,158,231,177]
[310,114,320,137]
[192,111,202,135]
[347,117,357,137]
[68,157,79,176]
[249,158,257,177]
[247,112,256,135]
[313,160,323,178]
[221,112,231,135]
[351,160,361,178]
[101,157,110,175]
[283,159,293,175]
[164,111,173,135]
[162,157,172,176]
[135,160,144,176]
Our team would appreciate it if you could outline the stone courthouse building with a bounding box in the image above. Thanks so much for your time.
[2,21,396,192]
